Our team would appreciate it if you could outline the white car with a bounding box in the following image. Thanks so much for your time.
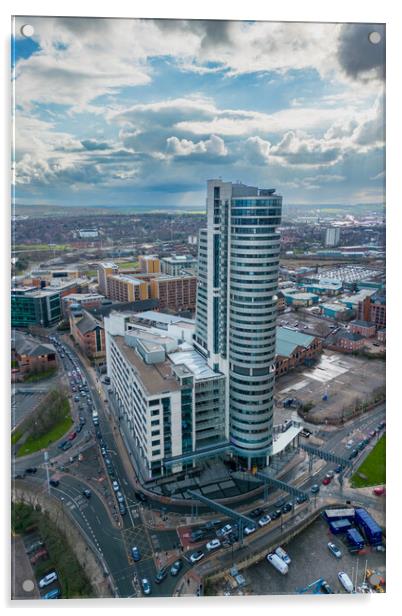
[112,480,120,492]
[258,514,272,527]
[220,524,233,536]
[206,539,221,551]
[39,571,58,588]
[244,525,257,535]
[189,550,204,563]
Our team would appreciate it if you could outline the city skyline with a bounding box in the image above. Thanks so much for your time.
[13,17,385,208]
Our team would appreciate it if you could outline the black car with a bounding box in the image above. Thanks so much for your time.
[349,449,358,460]
[250,507,264,518]
[296,494,308,504]
[61,441,72,451]
[154,567,168,584]
[25,467,37,474]
[270,509,281,520]
[58,440,68,450]
[190,529,205,543]
[83,489,91,498]
[49,479,59,487]
[96,430,102,440]
[282,502,293,513]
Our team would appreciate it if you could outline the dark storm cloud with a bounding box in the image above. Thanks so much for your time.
[154,19,233,50]
[337,24,385,81]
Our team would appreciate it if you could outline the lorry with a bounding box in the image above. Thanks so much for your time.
[338,571,354,593]
[266,553,289,575]
[354,508,383,545]
[346,528,365,550]
[92,410,99,426]
[328,519,353,535]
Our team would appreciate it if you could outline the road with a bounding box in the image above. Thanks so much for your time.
[12,331,386,598]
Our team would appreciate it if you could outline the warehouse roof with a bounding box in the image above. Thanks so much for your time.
[276,327,316,358]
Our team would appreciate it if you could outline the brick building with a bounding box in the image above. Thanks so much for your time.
[335,331,365,352]
[349,320,377,338]
[149,274,197,311]
[12,330,57,378]
[275,327,322,377]
[357,293,386,329]
[97,262,119,295]
[69,309,106,362]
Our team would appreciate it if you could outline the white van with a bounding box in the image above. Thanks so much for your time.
[275,546,291,565]
[266,553,289,575]
[338,571,354,593]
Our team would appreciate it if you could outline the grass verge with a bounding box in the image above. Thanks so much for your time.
[350,434,386,488]
[16,415,73,457]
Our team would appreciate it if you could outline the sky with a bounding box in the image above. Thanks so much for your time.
[12,17,385,209]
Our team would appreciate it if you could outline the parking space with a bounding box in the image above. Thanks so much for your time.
[244,517,385,595]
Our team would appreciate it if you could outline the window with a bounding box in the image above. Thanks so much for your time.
[151,430,160,436]
[151,419,159,426]
[151,410,159,416]
[152,439,160,446]
[149,399,160,407]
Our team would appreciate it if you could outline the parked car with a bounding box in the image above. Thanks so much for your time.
[38,571,58,588]
[82,489,91,499]
[118,502,127,515]
[328,542,342,558]
[321,581,334,594]
[116,491,125,504]
[154,567,168,584]
[26,540,44,554]
[58,440,68,450]
[335,465,343,474]
[322,477,332,485]
[131,546,141,561]
[250,507,264,518]
[170,559,183,576]
[141,578,151,595]
[49,479,59,488]
[41,588,61,599]
[61,442,72,451]
[112,480,120,492]
[282,502,293,513]
[244,524,257,535]
[311,484,320,494]
[373,486,385,496]
[258,514,272,527]
[270,509,281,520]
[206,539,221,551]
[296,494,308,504]
[30,548,48,564]
[189,550,204,564]
[349,449,358,460]
[217,524,233,537]
[190,529,205,543]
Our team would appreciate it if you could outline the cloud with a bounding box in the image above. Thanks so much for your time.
[337,24,385,82]
[81,139,112,151]
[166,134,227,157]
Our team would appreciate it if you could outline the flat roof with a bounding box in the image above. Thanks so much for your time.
[169,349,220,380]
[113,335,180,396]
[272,425,302,455]
[135,311,195,326]
[109,274,144,285]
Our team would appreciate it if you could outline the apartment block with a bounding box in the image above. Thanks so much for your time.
[106,274,149,303]
[149,274,197,311]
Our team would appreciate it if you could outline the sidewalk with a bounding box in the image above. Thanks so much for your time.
[174,568,202,597]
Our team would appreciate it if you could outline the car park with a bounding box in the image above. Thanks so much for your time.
[189,550,204,564]
[39,571,58,588]
[258,514,272,527]
[131,546,141,561]
[170,559,183,576]
[154,567,168,584]
[328,542,342,558]
[206,539,221,551]
[141,578,151,595]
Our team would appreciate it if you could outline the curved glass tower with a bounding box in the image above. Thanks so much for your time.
[194,179,282,469]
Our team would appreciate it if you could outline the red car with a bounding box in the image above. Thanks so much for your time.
[373,486,385,496]
[67,431,77,441]
[30,548,48,564]
[322,477,332,485]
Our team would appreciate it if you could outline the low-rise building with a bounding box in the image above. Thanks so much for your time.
[349,320,376,338]
[62,293,105,317]
[282,289,319,307]
[335,331,366,352]
[321,303,354,320]
[12,330,57,378]
[69,308,106,363]
[275,327,322,377]
[299,279,342,296]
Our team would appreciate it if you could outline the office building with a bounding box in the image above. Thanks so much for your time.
[11,287,61,328]
[194,180,282,469]
[69,308,106,363]
[325,227,341,247]
[104,311,225,480]
[160,254,197,276]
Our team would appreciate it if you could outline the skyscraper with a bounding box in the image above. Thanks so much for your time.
[194,180,282,470]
